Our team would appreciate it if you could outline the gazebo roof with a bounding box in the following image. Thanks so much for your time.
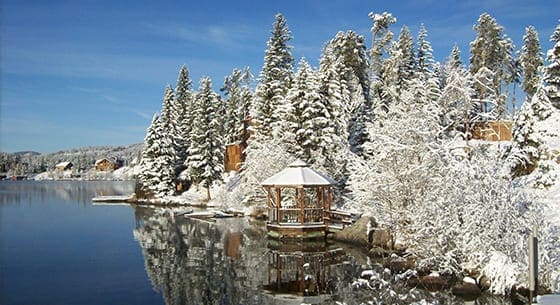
[261,160,336,187]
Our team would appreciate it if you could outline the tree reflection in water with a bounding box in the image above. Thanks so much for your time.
[132,207,513,305]
[133,207,270,305]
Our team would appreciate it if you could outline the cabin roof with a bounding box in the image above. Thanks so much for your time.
[261,160,336,187]
[55,161,72,168]
[95,158,115,165]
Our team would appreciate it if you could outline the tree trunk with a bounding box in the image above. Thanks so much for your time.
[206,187,211,201]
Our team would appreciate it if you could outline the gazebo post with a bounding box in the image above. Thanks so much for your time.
[266,186,272,222]
[299,188,305,225]
[276,187,281,223]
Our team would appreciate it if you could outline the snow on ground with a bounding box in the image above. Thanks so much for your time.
[159,172,253,214]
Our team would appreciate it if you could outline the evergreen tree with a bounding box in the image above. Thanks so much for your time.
[396,25,416,92]
[414,25,441,105]
[439,60,477,138]
[317,58,352,181]
[174,65,194,168]
[416,24,435,80]
[139,114,176,198]
[369,11,397,84]
[543,21,560,109]
[159,85,177,160]
[449,43,463,69]
[251,13,294,138]
[319,30,371,153]
[221,67,253,145]
[185,77,224,201]
[469,13,516,118]
[283,58,331,162]
[508,86,553,179]
[519,26,543,100]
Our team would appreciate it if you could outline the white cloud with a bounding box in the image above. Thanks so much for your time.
[145,22,261,51]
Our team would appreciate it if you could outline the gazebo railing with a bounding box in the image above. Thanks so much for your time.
[269,207,325,224]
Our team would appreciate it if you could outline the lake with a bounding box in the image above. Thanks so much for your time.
[0,181,512,305]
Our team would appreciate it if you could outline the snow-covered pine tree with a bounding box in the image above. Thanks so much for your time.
[159,85,178,163]
[185,77,224,201]
[318,31,370,154]
[138,113,176,198]
[508,87,552,178]
[505,23,558,185]
[439,55,476,138]
[221,67,252,145]
[413,24,441,105]
[251,13,294,138]
[519,26,543,100]
[369,11,397,85]
[469,13,516,118]
[544,21,560,109]
[449,43,463,69]
[395,25,416,92]
[317,58,352,177]
[174,65,194,169]
[283,58,337,164]
[416,24,435,80]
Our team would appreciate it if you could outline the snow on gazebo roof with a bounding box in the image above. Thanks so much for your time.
[261,160,336,187]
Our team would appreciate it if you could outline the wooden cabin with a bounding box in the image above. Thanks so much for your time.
[224,143,243,172]
[261,160,336,240]
[55,161,73,172]
[472,120,513,141]
[95,158,119,171]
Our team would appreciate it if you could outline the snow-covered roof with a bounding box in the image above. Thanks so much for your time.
[55,161,72,168]
[261,160,336,187]
[95,158,115,165]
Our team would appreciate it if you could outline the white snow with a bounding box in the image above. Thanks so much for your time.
[260,159,336,186]
[463,276,477,285]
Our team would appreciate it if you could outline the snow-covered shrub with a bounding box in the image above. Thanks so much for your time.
[238,137,293,205]
[481,252,520,295]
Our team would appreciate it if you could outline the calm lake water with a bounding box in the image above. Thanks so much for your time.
[0,181,512,305]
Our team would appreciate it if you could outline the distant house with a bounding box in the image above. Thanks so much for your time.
[472,121,513,141]
[95,158,121,171]
[55,161,73,172]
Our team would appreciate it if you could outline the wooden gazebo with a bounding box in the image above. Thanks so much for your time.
[261,160,336,239]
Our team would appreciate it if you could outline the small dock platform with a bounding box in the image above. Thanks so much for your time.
[91,195,133,204]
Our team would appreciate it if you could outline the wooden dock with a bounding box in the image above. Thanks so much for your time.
[91,195,133,204]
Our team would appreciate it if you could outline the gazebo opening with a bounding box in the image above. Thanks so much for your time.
[261,160,336,239]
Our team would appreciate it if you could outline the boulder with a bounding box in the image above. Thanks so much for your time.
[452,282,482,300]
[331,216,375,248]
[370,227,392,249]
[369,246,391,258]
[386,254,413,274]
[250,207,268,220]
[420,274,451,291]
[478,275,491,291]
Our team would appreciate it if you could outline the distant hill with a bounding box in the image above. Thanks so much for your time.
[1,143,143,176]
[12,151,41,157]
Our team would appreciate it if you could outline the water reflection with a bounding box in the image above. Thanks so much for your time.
[133,206,269,305]
[0,180,133,206]
[264,241,348,297]
[132,206,515,305]
[0,181,513,305]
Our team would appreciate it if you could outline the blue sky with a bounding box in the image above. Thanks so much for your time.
[1,0,558,153]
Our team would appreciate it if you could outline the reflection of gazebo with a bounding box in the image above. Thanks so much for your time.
[261,160,336,239]
[264,241,347,298]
